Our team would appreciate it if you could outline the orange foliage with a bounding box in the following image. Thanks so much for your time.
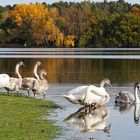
[130,6,140,16]
[10,3,65,47]
[64,35,75,47]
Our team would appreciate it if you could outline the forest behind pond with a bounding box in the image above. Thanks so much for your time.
[0,0,140,48]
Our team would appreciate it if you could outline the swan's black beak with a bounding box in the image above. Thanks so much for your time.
[108,83,112,87]
[40,62,43,66]
[44,74,47,78]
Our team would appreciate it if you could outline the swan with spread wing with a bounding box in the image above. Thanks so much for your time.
[64,79,111,106]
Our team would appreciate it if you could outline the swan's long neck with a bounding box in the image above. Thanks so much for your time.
[40,72,45,80]
[100,81,105,87]
[15,64,22,79]
[134,86,140,104]
[33,64,40,79]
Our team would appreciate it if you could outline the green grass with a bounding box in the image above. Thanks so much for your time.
[0,93,60,140]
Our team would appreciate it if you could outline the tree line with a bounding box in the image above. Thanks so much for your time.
[0,0,140,48]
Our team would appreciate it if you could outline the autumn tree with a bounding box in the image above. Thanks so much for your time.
[0,6,10,43]
[0,1,140,48]
[130,6,140,16]
[9,3,68,47]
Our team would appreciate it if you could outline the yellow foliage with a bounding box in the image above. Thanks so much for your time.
[64,35,75,47]
[10,3,49,26]
[10,3,65,47]
[1,11,10,23]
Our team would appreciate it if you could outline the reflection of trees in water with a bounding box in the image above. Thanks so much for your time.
[64,105,111,134]
[1,58,140,83]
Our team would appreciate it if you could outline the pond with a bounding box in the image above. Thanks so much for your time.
[1,48,140,140]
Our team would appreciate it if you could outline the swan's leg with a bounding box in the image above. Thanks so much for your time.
[34,93,35,98]
[43,94,46,99]
[17,91,18,96]
[27,90,30,97]
[7,90,9,96]
[43,91,46,99]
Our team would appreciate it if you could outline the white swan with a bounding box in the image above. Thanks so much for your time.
[0,74,10,88]
[22,61,42,96]
[64,79,111,106]
[32,69,48,99]
[64,105,111,133]
[115,82,140,104]
[4,61,25,95]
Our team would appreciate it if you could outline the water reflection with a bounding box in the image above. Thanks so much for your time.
[114,103,133,113]
[134,104,140,124]
[1,50,140,140]
[64,105,111,134]
[114,104,140,124]
[1,58,140,84]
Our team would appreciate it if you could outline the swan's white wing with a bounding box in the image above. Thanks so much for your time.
[87,85,108,97]
[84,93,102,104]
[6,78,19,86]
[63,94,80,104]
[68,86,88,95]
[66,86,88,102]
[0,74,9,87]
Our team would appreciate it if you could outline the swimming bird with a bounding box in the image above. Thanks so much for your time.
[64,105,110,132]
[115,82,140,104]
[4,61,25,96]
[32,69,48,99]
[0,74,10,88]
[22,61,42,96]
[64,79,111,106]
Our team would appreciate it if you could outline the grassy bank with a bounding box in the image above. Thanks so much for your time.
[0,93,60,140]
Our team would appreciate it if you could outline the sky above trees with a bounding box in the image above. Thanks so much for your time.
[1,0,140,6]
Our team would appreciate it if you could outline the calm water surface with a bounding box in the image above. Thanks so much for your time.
[1,48,140,140]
